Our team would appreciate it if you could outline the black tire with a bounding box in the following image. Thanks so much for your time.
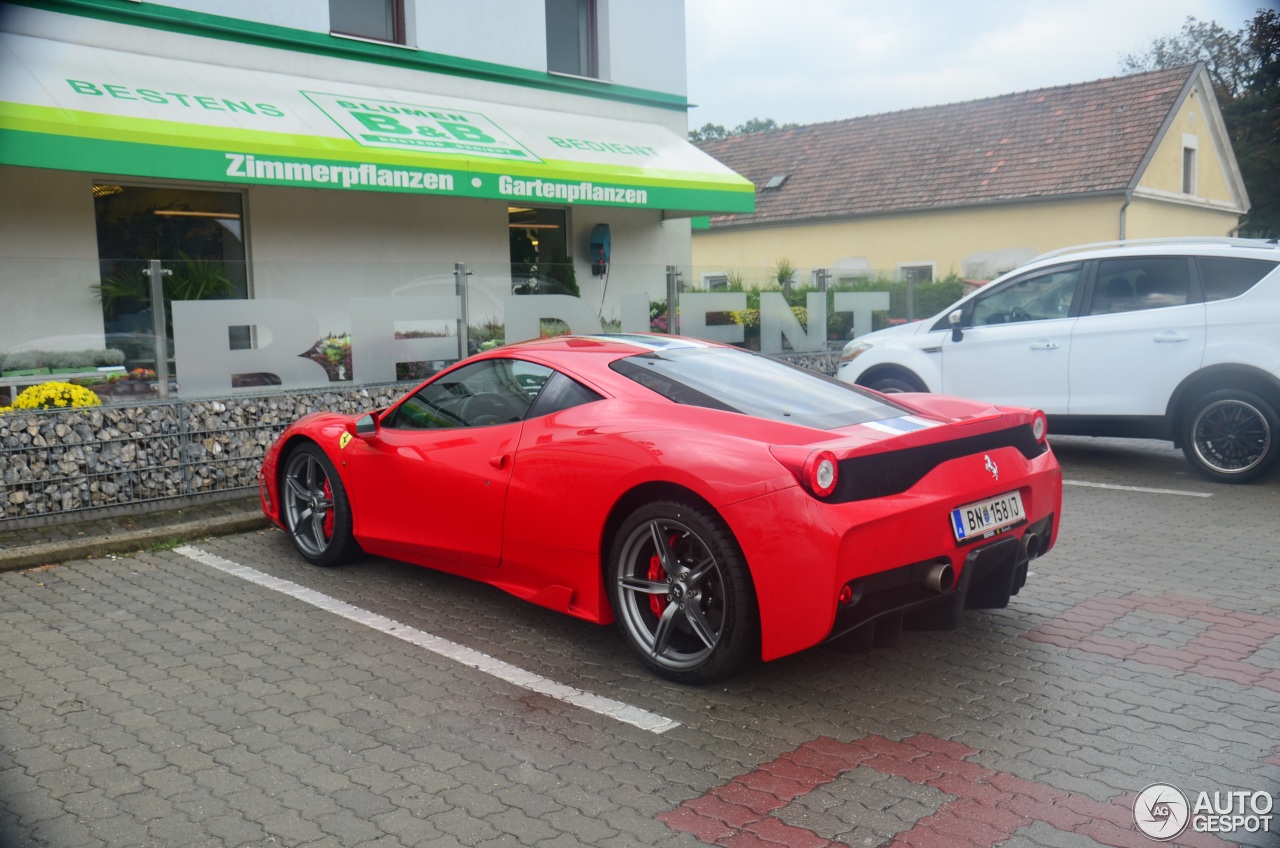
[280,443,359,566]
[866,374,926,394]
[608,500,759,683]
[1180,389,1280,483]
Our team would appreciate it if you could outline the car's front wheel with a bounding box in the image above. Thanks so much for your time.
[608,501,759,683]
[281,443,359,566]
[1180,389,1280,483]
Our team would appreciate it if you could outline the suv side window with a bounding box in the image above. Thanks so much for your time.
[1088,257,1192,315]
[1197,256,1278,302]
[386,359,552,429]
[968,264,1082,327]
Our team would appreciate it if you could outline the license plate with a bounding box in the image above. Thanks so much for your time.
[951,490,1025,542]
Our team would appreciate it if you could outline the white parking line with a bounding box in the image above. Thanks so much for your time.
[175,545,681,735]
[1063,480,1213,497]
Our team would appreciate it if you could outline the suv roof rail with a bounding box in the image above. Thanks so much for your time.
[1030,237,1278,263]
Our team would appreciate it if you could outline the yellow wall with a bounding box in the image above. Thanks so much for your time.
[1139,86,1236,204]
[1126,197,1241,239]
[692,196,1126,284]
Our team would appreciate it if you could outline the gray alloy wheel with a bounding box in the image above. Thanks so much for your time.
[281,443,357,566]
[609,501,758,683]
[1181,389,1280,483]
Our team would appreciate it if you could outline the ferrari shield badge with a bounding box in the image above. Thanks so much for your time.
[339,432,353,450]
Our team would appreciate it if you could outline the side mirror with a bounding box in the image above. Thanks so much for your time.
[349,414,378,440]
[949,309,964,343]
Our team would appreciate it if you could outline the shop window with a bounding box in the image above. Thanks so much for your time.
[93,185,248,371]
[330,0,406,44]
[546,0,598,78]
[509,207,576,296]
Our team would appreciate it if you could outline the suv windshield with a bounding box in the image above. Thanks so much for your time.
[611,346,910,430]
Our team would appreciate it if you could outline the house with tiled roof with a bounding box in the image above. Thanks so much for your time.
[691,63,1249,287]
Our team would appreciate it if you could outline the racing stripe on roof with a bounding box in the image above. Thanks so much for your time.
[861,415,942,435]
[580,334,712,351]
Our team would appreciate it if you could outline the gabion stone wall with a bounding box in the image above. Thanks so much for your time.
[0,385,404,525]
[0,351,843,527]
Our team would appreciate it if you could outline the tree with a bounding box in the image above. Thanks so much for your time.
[689,117,798,144]
[1121,10,1280,236]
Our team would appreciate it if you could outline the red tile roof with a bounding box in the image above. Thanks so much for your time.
[697,65,1198,228]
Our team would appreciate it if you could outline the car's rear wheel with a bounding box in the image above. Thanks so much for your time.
[608,501,759,683]
[281,443,358,566]
[1180,389,1280,483]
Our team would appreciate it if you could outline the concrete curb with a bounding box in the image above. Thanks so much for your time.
[0,512,272,572]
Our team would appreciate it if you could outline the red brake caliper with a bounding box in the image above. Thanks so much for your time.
[647,533,679,617]
[322,480,334,539]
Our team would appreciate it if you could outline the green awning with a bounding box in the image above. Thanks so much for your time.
[0,32,755,215]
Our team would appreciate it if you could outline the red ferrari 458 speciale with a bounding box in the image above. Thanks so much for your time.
[261,334,1062,681]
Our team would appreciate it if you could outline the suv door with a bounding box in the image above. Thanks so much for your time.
[939,263,1083,412]
[1068,256,1205,416]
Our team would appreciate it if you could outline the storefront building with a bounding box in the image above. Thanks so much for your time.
[0,0,755,402]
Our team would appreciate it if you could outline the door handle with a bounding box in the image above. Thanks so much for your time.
[1154,332,1189,343]
[1029,341,1059,350]
[489,454,509,469]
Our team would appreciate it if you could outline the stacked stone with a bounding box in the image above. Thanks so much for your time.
[0,386,402,523]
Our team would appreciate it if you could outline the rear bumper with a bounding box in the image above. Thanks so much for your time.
[722,442,1061,661]
[825,514,1054,652]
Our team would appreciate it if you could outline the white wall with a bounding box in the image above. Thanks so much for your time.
[606,0,686,97]
[157,0,329,31]
[131,1,688,100]
[0,167,106,352]
[420,1,548,73]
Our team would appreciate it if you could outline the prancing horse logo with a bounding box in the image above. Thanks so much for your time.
[984,454,999,480]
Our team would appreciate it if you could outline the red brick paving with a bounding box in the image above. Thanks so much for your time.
[1023,593,1280,693]
[659,734,1232,848]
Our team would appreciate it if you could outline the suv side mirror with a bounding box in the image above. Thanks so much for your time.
[948,309,965,343]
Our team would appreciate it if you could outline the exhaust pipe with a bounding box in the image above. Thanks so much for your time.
[924,562,955,593]
[1022,532,1041,561]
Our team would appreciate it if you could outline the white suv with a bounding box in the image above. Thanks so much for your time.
[838,239,1280,483]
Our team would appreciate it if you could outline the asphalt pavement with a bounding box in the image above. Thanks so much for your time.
[1,436,1278,848]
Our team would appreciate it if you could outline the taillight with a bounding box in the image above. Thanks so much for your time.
[1031,411,1048,444]
[804,450,839,498]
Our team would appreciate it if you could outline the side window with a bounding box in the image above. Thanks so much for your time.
[1089,257,1191,315]
[330,0,406,44]
[970,265,1082,326]
[1198,257,1278,302]
[527,372,604,418]
[386,359,553,430]
[546,0,599,78]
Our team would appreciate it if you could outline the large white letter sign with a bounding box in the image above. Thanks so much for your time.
[349,296,461,384]
[833,291,891,339]
[173,299,330,397]
[503,295,603,344]
[759,292,826,354]
[679,293,747,344]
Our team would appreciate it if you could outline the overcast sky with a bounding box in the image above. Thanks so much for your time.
[683,0,1266,130]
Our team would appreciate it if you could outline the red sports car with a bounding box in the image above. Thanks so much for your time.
[260,334,1062,682]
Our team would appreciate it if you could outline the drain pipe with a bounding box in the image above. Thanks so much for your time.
[1118,189,1133,241]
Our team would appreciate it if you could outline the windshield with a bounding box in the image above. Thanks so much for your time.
[610,346,911,430]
